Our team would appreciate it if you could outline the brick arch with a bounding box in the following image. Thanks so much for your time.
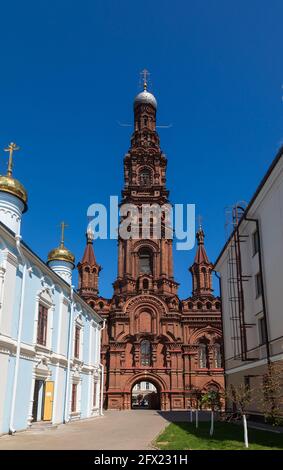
[123,371,167,394]
[135,308,154,333]
[202,380,224,393]
[125,295,168,336]
[132,239,159,254]
[124,294,168,316]
[188,326,221,345]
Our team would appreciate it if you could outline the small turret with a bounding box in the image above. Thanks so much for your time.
[189,224,214,298]
[47,222,75,284]
[0,142,27,234]
[78,227,101,302]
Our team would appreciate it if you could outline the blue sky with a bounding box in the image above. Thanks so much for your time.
[0,0,282,298]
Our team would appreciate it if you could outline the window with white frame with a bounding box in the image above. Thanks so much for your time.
[74,325,80,359]
[35,290,53,349]
[37,303,48,346]
[74,316,83,360]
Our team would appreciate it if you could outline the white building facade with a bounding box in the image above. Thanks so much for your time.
[215,148,283,417]
[0,143,103,435]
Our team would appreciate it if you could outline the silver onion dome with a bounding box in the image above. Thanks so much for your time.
[134,89,157,109]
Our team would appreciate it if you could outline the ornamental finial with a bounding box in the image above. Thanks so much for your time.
[4,142,20,177]
[59,221,68,247]
[196,215,205,245]
[140,68,150,91]
[87,225,95,243]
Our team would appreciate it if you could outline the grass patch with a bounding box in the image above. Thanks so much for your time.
[155,421,283,450]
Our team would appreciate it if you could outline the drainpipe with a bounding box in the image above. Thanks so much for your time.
[99,320,106,416]
[64,285,75,423]
[9,235,27,434]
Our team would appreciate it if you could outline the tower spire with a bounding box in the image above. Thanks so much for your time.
[77,228,101,302]
[190,223,213,297]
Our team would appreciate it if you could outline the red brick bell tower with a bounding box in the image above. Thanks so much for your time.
[78,73,224,410]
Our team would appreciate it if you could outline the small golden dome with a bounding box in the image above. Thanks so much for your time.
[0,175,28,212]
[47,244,75,266]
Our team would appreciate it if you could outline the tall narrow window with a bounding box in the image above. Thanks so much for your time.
[244,376,250,390]
[37,304,48,346]
[139,249,152,274]
[199,343,207,368]
[252,230,259,256]
[255,272,262,298]
[71,383,77,412]
[140,168,151,186]
[258,317,267,345]
[143,279,149,290]
[74,325,80,359]
[141,340,151,366]
[213,343,222,368]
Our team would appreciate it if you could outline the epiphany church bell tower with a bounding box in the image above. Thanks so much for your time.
[78,73,224,411]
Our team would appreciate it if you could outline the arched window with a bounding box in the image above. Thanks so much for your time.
[199,342,207,368]
[140,168,151,186]
[139,248,153,275]
[140,340,151,366]
[213,343,222,368]
[201,267,207,288]
[143,279,149,290]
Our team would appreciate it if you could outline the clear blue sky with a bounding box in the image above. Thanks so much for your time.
[0,1,282,298]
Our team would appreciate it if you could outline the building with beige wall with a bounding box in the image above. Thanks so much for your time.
[215,147,283,418]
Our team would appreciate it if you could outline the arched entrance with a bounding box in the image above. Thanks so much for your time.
[131,380,160,409]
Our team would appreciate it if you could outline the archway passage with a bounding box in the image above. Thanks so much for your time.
[131,380,160,409]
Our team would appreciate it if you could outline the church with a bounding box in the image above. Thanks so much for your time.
[77,75,224,410]
[0,144,103,435]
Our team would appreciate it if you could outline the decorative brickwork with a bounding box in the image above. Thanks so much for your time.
[78,85,224,410]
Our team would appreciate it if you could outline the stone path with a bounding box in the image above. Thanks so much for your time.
[0,410,205,450]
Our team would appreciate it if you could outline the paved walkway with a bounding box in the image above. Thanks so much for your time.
[0,410,207,450]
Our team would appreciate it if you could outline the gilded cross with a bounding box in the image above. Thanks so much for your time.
[140,68,150,90]
[59,221,68,246]
[4,142,20,177]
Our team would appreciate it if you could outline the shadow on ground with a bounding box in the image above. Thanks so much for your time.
[157,410,210,423]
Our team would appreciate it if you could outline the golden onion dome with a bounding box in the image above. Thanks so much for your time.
[0,175,28,212]
[47,243,75,266]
